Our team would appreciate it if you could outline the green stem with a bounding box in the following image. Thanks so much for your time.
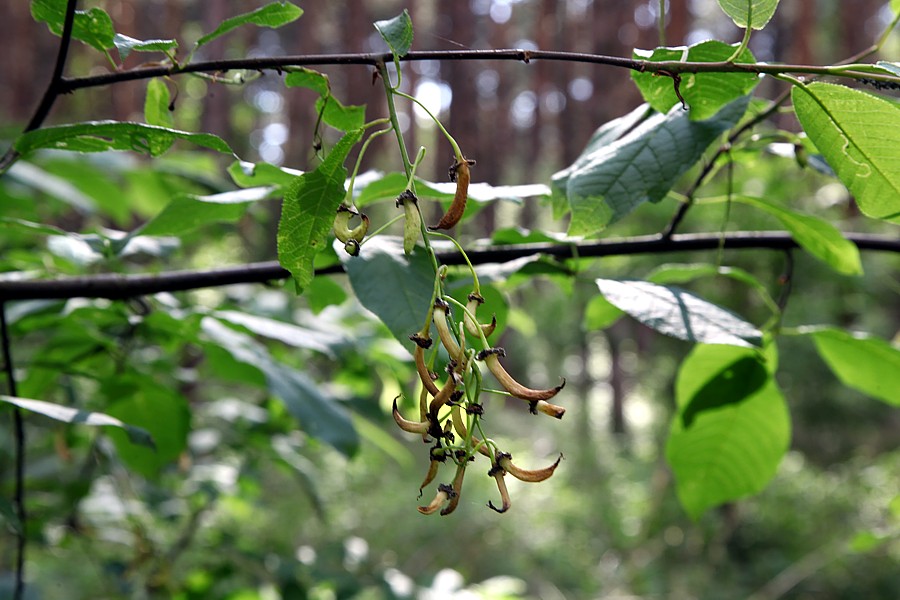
[359,214,404,244]
[394,89,463,161]
[443,295,491,351]
[407,146,427,191]
[657,0,666,46]
[345,125,392,205]
[428,231,481,296]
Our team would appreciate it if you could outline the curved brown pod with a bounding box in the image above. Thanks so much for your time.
[430,158,473,230]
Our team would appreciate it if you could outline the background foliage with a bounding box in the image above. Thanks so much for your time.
[1,1,899,599]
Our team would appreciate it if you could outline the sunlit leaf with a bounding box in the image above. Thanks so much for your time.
[114,33,177,61]
[195,1,303,48]
[31,0,115,52]
[792,83,900,223]
[632,41,759,120]
[144,79,174,129]
[340,236,435,352]
[716,0,780,29]
[595,278,762,347]
[667,344,789,519]
[15,121,235,158]
[374,9,414,58]
[277,129,363,293]
[0,394,154,448]
[560,95,749,235]
[229,160,303,188]
[139,187,275,236]
[809,328,900,406]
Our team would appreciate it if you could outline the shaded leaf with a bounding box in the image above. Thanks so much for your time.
[792,83,900,223]
[212,310,349,358]
[595,278,762,347]
[716,0,780,29]
[339,236,434,352]
[561,95,749,235]
[139,187,275,236]
[15,121,235,158]
[229,160,302,188]
[632,41,759,120]
[374,10,414,58]
[582,294,624,331]
[114,34,178,61]
[4,162,96,213]
[201,317,359,456]
[277,130,363,293]
[144,79,174,129]
[0,394,154,448]
[809,328,900,406]
[667,344,789,519]
[31,0,115,52]
[196,1,303,48]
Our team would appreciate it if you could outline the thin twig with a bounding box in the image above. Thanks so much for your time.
[0,231,896,301]
[1,303,26,600]
[0,0,79,173]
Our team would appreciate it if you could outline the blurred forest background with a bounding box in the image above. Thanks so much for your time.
[1,1,899,599]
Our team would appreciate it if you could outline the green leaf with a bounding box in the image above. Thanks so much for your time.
[876,61,900,77]
[315,95,367,132]
[31,0,116,52]
[582,294,624,331]
[730,195,862,275]
[15,121,235,158]
[284,68,331,95]
[715,0,780,29]
[306,276,349,314]
[277,129,363,293]
[792,82,900,223]
[893,0,900,14]
[195,1,303,48]
[645,262,780,317]
[809,328,900,406]
[595,278,762,347]
[114,33,178,61]
[666,344,789,519]
[144,79,174,129]
[138,187,274,236]
[5,161,96,213]
[213,310,349,358]
[340,236,435,352]
[103,376,191,477]
[201,317,359,456]
[561,95,749,236]
[0,394,154,448]
[632,41,759,120]
[374,10,414,58]
[229,160,303,188]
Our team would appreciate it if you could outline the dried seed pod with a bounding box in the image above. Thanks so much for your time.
[476,347,566,406]
[333,205,370,243]
[397,190,421,255]
[392,397,430,435]
[497,451,562,483]
[432,299,463,362]
[410,334,440,397]
[428,381,460,420]
[487,464,511,513]
[440,463,468,516]
[430,158,473,230]
[531,399,566,419]
[464,292,497,338]
[419,445,447,496]
[418,483,454,515]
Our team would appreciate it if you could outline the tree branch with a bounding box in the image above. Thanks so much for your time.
[55,49,900,95]
[0,231,896,301]
[0,0,78,173]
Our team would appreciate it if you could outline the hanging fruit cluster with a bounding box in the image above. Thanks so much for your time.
[393,270,566,516]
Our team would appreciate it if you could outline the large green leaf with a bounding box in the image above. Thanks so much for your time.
[31,0,115,52]
[213,310,350,358]
[792,83,900,223]
[729,195,863,275]
[285,69,366,132]
[809,328,900,406]
[0,395,154,448]
[103,375,191,478]
[277,129,363,293]
[666,344,790,519]
[561,95,749,236]
[229,160,302,188]
[595,278,762,347]
[632,41,758,121]
[716,0,780,29]
[139,187,275,236]
[15,121,234,158]
[374,10,414,58]
[195,1,303,48]
[340,236,435,352]
[201,317,359,456]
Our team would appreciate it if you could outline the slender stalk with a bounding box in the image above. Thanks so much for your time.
[657,0,666,46]
[394,90,463,160]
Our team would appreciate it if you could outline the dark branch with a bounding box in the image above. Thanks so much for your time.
[0,0,78,173]
[56,49,900,94]
[1,231,896,301]
[2,303,27,600]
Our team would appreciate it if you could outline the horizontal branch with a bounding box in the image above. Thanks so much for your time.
[58,49,900,93]
[1,231,896,301]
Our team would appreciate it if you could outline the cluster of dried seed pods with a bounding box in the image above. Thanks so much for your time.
[393,293,566,515]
